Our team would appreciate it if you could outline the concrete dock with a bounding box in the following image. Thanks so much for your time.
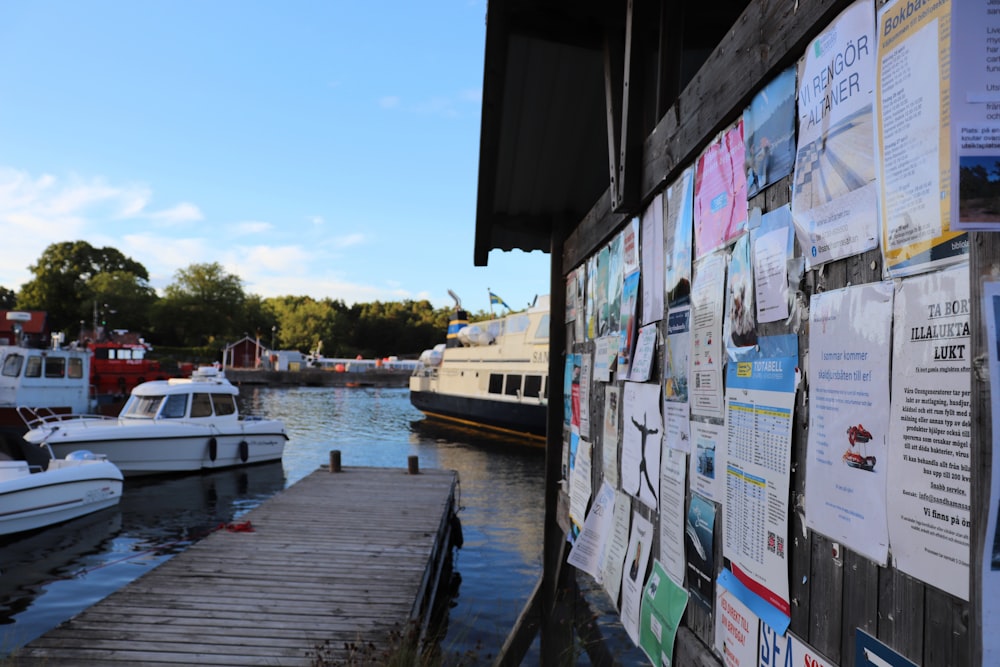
[12,465,459,666]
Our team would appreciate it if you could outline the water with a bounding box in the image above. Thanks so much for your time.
[0,386,546,664]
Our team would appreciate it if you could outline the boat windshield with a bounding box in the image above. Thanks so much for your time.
[121,395,164,419]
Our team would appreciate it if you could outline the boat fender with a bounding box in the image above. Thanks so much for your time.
[238,440,249,463]
[208,437,218,462]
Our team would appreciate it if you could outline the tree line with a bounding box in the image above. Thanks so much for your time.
[0,241,486,359]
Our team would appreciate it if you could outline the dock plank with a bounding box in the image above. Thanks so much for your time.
[13,466,458,666]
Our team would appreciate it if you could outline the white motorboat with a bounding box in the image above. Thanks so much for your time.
[409,293,549,441]
[22,367,288,476]
[0,449,123,537]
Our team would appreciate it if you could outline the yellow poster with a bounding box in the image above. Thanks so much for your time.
[875,0,968,277]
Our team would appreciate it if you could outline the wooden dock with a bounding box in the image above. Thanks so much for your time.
[12,465,459,666]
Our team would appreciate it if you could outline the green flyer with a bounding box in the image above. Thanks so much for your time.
[639,559,689,666]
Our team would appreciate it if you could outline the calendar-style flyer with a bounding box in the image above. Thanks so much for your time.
[722,334,798,622]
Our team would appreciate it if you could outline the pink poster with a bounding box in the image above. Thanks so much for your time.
[694,121,748,259]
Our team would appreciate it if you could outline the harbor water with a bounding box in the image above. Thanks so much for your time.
[0,386,546,664]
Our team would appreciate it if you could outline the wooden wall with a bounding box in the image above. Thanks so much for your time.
[549,0,984,665]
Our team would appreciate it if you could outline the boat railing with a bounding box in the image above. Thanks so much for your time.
[17,406,116,432]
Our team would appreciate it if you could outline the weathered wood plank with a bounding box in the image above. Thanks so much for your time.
[13,466,458,666]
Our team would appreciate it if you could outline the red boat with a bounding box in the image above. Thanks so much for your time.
[88,333,171,410]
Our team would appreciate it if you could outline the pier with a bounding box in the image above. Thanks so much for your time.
[12,464,460,666]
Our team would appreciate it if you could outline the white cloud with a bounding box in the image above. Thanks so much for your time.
[332,232,365,248]
[379,95,401,109]
[231,221,273,235]
[147,202,204,223]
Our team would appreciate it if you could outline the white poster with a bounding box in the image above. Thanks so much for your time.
[621,511,654,646]
[981,281,1000,663]
[642,193,666,323]
[805,281,893,564]
[568,438,593,531]
[690,252,727,420]
[594,335,616,382]
[568,479,617,581]
[690,420,723,502]
[630,324,658,383]
[659,447,687,586]
[715,582,759,667]
[622,381,663,510]
[603,385,621,489]
[579,352,593,439]
[751,205,794,324]
[792,0,879,268]
[723,335,798,620]
[887,263,971,600]
[602,490,633,609]
[664,304,692,452]
[759,626,838,667]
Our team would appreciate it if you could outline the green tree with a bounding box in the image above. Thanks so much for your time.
[0,287,16,309]
[88,270,158,334]
[17,241,150,333]
[152,262,247,347]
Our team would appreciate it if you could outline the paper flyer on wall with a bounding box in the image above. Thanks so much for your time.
[619,271,641,379]
[743,65,797,199]
[586,254,597,340]
[608,235,624,335]
[641,194,666,324]
[563,353,578,426]
[664,304,692,452]
[622,381,663,510]
[594,336,614,382]
[665,166,694,307]
[604,385,621,488]
[723,334,797,620]
[980,281,1000,663]
[887,263,971,600]
[952,1,1000,230]
[629,323,657,384]
[659,447,687,586]
[601,490,632,608]
[751,205,795,325]
[805,281,893,565]
[620,510,654,647]
[579,352,592,439]
[686,493,717,606]
[597,245,611,337]
[568,438,593,532]
[694,121,749,259]
[568,479,616,581]
[714,579,759,667]
[639,560,688,667]
[566,266,579,324]
[724,233,757,360]
[792,0,879,269]
[876,0,968,277]
[690,420,722,502]
[689,252,727,420]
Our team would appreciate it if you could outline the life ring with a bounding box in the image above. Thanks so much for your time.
[238,440,249,463]
[208,437,218,461]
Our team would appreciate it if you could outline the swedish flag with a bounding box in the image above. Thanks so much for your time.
[489,291,509,309]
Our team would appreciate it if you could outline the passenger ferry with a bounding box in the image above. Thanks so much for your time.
[409,294,549,442]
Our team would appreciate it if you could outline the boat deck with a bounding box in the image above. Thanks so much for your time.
[12,465,459,666]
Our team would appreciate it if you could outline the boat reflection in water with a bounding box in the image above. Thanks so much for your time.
[0,462,285,651]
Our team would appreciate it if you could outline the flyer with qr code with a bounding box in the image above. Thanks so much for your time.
[722,334,798,621]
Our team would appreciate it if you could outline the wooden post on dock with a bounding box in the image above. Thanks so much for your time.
[329,450,341,473]
[408,455,419,474]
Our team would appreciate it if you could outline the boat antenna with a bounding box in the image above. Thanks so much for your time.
[447,289,462,311]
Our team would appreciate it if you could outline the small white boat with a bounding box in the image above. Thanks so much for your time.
[22,366,288,476]
[0,450,123,536]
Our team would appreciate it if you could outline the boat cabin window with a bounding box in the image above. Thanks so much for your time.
[44,356,65,378]
[488,373,503,395]
[122,395,162,418]
[160,394,188,419]
[524,375,543,398]
[1,354,23,377]
[190,393,214,418]
[532,314,550,341]
[25,356,42,378]
[504,374,522,397]
[68,357,84,379]
[212,394,237,416]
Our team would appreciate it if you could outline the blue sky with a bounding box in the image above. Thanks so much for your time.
[0,1,550,313]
